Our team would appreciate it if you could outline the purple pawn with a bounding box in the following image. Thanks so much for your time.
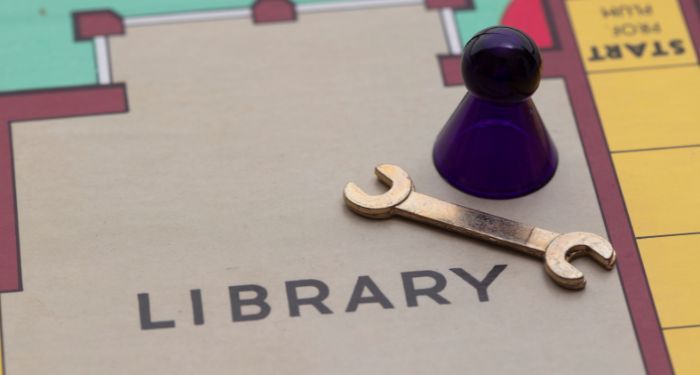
[433,26,557,199]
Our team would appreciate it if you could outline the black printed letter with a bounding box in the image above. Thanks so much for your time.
[346,276,394,312]
[229,284,271,322]
[191,289,205,325]
[450,265,507,302]
[286,279,333,317]
[138,293,176,330]
[401,270,450,307]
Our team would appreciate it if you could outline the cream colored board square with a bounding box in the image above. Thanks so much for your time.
[639,234,700,328]
[665,327,700,375]
[2,6,643,375]
[590,66,700,151]
[567,0,697,71]
[613,147,700,237]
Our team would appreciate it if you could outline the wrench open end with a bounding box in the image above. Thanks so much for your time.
[344,164,414,219]
[344,165,616,290]
[544,232,617,290]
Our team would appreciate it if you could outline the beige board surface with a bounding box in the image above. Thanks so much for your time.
[3,6,643,375]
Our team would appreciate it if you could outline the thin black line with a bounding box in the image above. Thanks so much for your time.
[122,82,130,113]
[540,0,562,51]
[611,144,700,154]
[8,107,128,126]
[124,10,253,29]
[0,296,6,375]
[637,231,700,240]
[8,124,22,293]
[0,83,123,97]
[588,62,699,75]
[106,37,113,84]
[296,1,421,16]
[91,40,100,84]
[123,4,250,19]
[663,323,700,331]
[71,11,80,41]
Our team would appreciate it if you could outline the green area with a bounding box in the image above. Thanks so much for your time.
[454,0,510,46]
[0,1,266,92]
[0,0,508,93]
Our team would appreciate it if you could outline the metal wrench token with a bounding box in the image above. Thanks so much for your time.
[343,164,617,290]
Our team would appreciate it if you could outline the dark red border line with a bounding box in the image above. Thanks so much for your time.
[252,0,296,23]
[543,1,675,373]
[0,121,17,292]
[0,10,128,293]
[680,0,700,57]
[73,10,124,40]
[425,0,473,9]
[0,84,128,293]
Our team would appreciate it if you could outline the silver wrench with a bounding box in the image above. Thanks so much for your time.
[343,164,616,290]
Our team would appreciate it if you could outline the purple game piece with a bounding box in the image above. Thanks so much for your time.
[433,26,558,199]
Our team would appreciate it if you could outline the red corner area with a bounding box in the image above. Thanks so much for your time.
[424,0,474,9]
[73,10,125,40]
[252,0,296,23]
[501,0,554,49]
[0,85,128,293]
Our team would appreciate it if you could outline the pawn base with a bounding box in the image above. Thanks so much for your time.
[433,94,558,199]
[434,154,557,199]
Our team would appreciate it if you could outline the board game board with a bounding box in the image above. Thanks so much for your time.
[0,0,697,373]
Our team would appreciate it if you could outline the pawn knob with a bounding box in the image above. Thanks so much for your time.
[462,26,542,103]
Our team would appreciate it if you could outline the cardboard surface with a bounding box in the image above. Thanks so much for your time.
[2,7,643,374]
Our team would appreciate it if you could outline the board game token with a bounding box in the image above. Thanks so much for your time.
[344,164,616,290]
[433,26,558,199]
[1,1,697,373]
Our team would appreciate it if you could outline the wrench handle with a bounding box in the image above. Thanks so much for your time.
[394,192,557,258]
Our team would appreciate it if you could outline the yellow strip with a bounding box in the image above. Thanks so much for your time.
[589,66,700,151]
[666,328,700,375]
[567,0,697,72]
[639,235,700,327]
[613,147,700,237]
